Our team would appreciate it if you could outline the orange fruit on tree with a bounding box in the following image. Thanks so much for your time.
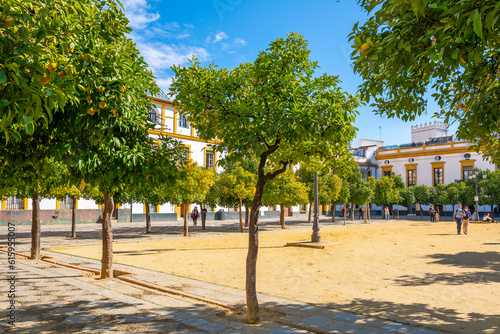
[2,18,11,29]
[87,107,96,115]
[47,63,57,73]
[99,101,107,109]
[459,52,466,64]
[57,71,63,80]
[119,86,125,93]
[112,108,117,115]
[41,75,50,84]
[98,86,105,92]
[360,42,372,56]
[86,95,92,103]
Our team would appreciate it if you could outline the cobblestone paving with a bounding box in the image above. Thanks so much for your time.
[0,218,443,333]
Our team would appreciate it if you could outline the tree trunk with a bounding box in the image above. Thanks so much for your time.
[364,203,368,223]
[130,202,133,222]
[238,197,243,233]
[101,192,114,279]
[350,203,354,221]
[308,202,312,223]
[332,204,335,222]
[491,204,494,219]
[31,191,41,260]
[246,178,266,323]
[245,206,250,227]
[145,202,151,233]
[183,201,189,237]
[280,203,285,229]
[201,203,206,230]
[368,203,371,220]
[71,196,76,238]
[419,204,423,219]
[396,203,400,221]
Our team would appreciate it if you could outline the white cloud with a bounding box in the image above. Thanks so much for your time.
[234,37,247,47]
[155,77,173,95]
[205,31,228,43]
[121,0,160,29]
[136,41,210,74]
[221,37,247,53]
[214,31,228,43]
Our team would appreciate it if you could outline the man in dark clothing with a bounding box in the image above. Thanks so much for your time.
[429,205,436,223]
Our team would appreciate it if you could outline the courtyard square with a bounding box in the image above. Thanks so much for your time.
[50,219,500,333]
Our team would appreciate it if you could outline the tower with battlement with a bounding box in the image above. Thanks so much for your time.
[411,121,449,143]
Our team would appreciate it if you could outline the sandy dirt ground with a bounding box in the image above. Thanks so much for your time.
[52,220,500,333]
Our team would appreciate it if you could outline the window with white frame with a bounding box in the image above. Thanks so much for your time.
[205,150,214,169]
[463,166,473,181]
[60,196,74,210]
[148,104,162,125]
[6,197,23,210]
[178,114,189,129]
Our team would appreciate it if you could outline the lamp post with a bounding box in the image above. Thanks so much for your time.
[311,171,321,242]
[470,169,487,221]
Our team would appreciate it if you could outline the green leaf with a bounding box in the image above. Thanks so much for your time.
[25,122,35,135]
[0,71,6,84]
[472,9,483,39]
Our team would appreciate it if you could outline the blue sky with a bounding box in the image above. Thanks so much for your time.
[121,0,457,146]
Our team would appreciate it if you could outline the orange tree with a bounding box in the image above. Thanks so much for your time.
[170,33,358,323]
[216,164,256,232]
[350,0,500,162]
[44,1,181,278]
[0,0,130,140]
[262,168,309,229]
[0,127,67,260]
[167,159,215,237]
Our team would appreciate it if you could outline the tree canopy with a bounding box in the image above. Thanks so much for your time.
[0,0,137,141]
[350,0,500,162]
[170,32,358,323]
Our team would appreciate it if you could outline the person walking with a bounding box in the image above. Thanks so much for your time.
[429,205,436,223]
[435,206,440,222]
[191,206,200,226]
[462,206,471,235]
[358,206,364,220]
[384,206,390,220]
[453,204,464,235]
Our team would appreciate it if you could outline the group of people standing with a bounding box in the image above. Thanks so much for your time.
[453,205,472,235]
[428,205,440,223]
[190,206,207,226]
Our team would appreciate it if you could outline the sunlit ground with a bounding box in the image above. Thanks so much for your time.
[53,220,500,333]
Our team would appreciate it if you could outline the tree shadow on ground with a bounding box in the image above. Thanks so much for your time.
[291,298,500,334]
[392,271,500,286]
[427,251,500,270]
[391,251,500,286]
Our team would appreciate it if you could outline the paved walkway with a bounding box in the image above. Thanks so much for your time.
[0,218,444,333]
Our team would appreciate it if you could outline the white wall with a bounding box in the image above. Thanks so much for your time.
[78,199,99,210]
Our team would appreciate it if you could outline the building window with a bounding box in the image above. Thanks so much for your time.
[367,170,371,177]
[383,171,391,177]
[178,114,189,129]
[407,169,416,187]
[433,168,443,187]
[6,197,23,210]
[463,166,473,181]
[148,104,161,125]
[60,196,74,210]
[205,150,214,169]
